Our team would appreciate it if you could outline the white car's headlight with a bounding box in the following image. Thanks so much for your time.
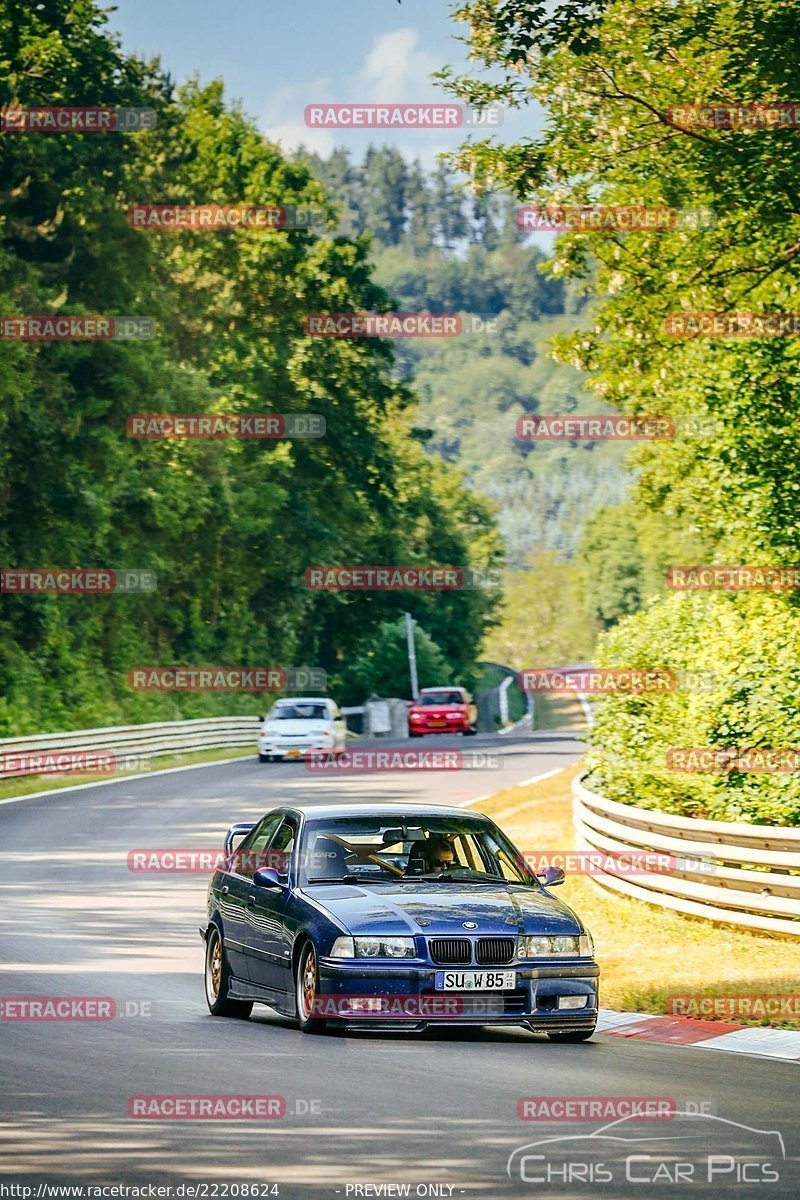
[520,934,591,958]
[354,936,416,958]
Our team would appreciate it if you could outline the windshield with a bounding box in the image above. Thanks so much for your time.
[417,692,464,706]
[270,704,328,721]
[301,816,535,886]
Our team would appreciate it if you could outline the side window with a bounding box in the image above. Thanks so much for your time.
[233,814,283,880]
[265,818,298,883]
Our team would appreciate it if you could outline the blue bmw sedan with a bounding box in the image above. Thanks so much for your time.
[201,803,599,1039]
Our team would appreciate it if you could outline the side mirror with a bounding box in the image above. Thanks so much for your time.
[253,867,285,890]
[537,865,566,888]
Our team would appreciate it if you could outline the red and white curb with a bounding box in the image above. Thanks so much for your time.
[597,1008,800,1061]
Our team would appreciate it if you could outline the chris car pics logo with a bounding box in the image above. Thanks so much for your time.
[507,1112,785,1188]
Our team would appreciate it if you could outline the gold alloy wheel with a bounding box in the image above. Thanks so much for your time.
[301,947,317,1018]
[208,934,222,999]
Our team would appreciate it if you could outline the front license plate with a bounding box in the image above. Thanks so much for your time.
[285,748,302,759]
[429,720,446,728]
[435,970,516,991]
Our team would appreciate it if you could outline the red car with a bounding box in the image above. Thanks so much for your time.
[408,687,478,737]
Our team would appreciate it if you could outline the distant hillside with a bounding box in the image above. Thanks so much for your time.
[300,148,631,567]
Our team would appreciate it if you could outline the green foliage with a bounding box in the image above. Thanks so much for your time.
[0,0,500,734]
[448,0,800,823]
[578,503,709,628]
[587,593,800,826]
[481,551,597,669]
[334,617,451,703]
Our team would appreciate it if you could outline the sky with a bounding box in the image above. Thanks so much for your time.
[105,0,540,168]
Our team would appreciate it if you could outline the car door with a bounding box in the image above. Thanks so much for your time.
[244,815,299,995]
[221,813,283,980]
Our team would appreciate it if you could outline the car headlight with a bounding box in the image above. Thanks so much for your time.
[354,936,416,958]
[330,936,355,958]
[410,713,424,721]
[519,934,589,958]
[445,712,462,719]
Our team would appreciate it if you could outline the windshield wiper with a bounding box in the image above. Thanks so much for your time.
[307,874,393,884]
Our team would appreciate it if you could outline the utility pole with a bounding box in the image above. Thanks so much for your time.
[405,611,419,700]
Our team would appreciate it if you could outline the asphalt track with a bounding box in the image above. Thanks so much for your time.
[1,729,798,1199]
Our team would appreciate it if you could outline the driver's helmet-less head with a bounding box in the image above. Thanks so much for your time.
[422,836,455,871]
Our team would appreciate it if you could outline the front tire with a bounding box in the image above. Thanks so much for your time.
[295,941,326,1034]
[463,725,477,736]
[546,1027,596,1043]
[205,927,253,1019]
[258,752,269,763]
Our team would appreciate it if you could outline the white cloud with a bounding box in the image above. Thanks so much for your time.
[356,28,440,101]
[259,28,445,161]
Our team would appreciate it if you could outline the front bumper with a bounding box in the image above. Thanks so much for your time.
[408,720,468,735]
[258,738,333,759]
[315,959,599,1030]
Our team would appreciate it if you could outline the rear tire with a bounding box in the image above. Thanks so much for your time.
[546,1027,596,1043]
[295,942,326,1034]
[205,927,253,1019]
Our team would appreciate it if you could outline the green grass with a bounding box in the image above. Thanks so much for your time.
[475,767,800,1030]
[0,744,257,802]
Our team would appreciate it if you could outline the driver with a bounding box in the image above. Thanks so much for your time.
[421,836,456,873]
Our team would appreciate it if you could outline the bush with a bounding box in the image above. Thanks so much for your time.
[585,591,800,825]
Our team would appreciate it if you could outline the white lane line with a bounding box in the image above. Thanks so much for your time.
[460,793,492,808]
[516,767,564,788]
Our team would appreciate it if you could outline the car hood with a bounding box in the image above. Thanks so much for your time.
[411,704,466,714]
[304,880,581,936]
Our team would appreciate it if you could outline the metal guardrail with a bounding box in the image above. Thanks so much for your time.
[572,773,800,937]
[0,716,260,779]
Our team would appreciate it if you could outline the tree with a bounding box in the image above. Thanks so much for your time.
[335,617,451,702]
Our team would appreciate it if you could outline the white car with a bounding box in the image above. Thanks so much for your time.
[257,697,347,762]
